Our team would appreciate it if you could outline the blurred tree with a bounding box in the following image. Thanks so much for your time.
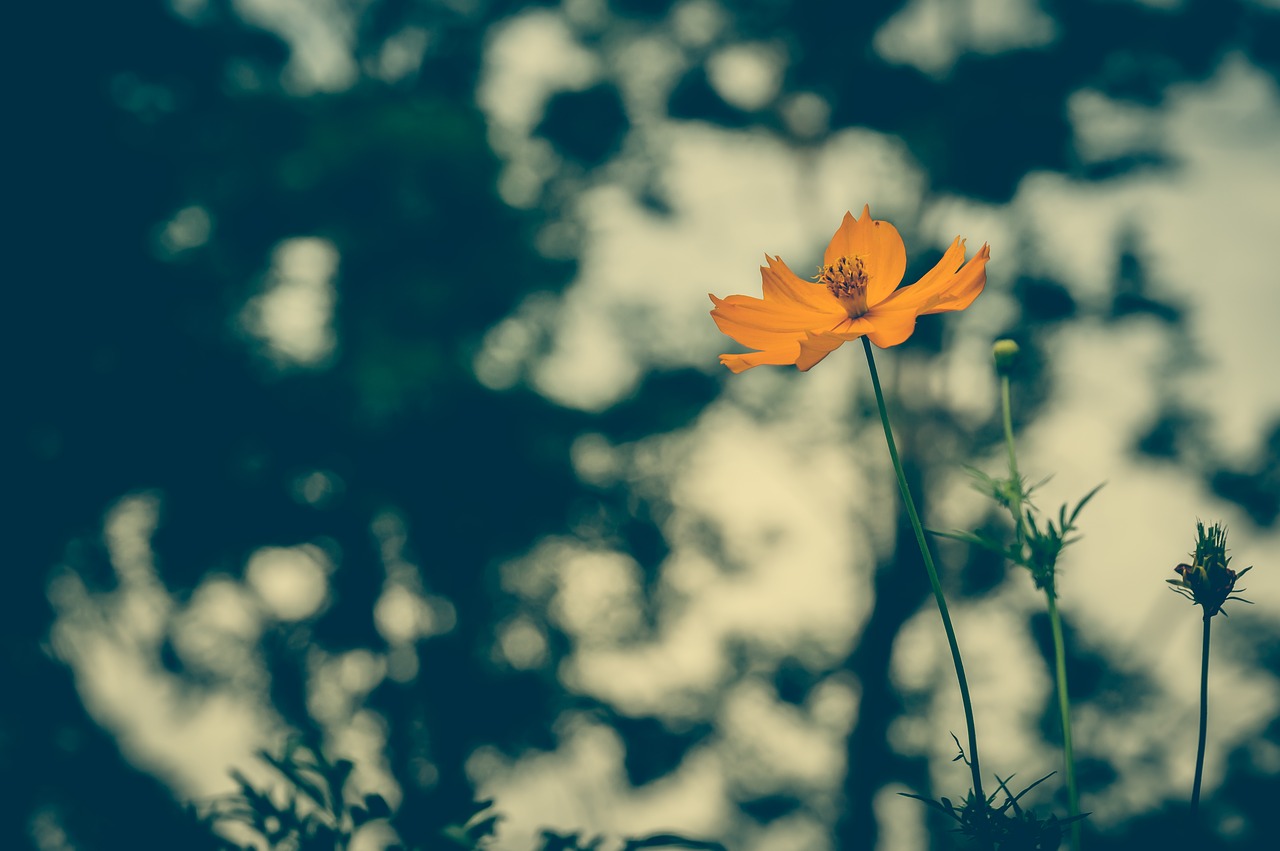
[8,1,1280,849]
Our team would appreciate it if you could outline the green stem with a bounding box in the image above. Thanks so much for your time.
[1191,613,1211,813]
[1003,376,1081,849]
[1046,592,1081,851]
[1000,376,1020,506]
[862,338,985,803]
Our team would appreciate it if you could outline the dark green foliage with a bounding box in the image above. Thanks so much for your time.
[940,474,1103,595]
[535,830,727,851]
[196,741,389,850]
[9,1,1280,849]
[903,751,1088,851]
[197,747,727,851]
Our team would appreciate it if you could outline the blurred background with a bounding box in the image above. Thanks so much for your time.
[9,0,1280,848]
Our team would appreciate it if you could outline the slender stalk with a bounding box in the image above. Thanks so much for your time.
[862,338,985,803]
[1000,376,1020,501]
[1002,375,1081,849]
[1046,592,1081,851]
[1191,613,1211,813]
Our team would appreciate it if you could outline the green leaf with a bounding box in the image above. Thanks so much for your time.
[1067,482,1104,527]
[897,792,961,822]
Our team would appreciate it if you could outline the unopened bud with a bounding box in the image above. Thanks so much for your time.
[993,339,1020,376]
[1166,521,1253,617]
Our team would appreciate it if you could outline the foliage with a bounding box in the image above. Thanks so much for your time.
[901,737,1088,851]
[10,1,1280,850]
[194,742,725,851]
[195,740,392,851]
[942,474,1104,595]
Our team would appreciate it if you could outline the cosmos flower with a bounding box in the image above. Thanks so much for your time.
[710,205,990,372]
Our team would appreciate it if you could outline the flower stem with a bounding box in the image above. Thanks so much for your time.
[1046,592,1081,851]
[1000,376,1019,498]
[1192,612,1211,813]
[861,338,985,803]
[1002,375,1081,849]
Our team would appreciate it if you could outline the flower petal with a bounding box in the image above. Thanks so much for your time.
[900,237,966,296]
[822,309,919,349]
[760,255,845,313]
[709,255,850,362]
[708,256,846,344]
[823,205,906,304]
[877,242,989,316]
[719,345,801,373]
[710,293,835,338]
[918,242,989,315]
[796,331,846,371]
[862,306,920,348]
[710,301,809,350]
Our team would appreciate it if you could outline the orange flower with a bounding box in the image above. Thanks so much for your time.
[710,205,990,372]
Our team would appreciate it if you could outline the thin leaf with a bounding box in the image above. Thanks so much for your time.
[1068,482,1105,525]
[897,792,962,822]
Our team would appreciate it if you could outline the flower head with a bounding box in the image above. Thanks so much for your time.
[992,338,1020,376]
[1167,521,1253,617]
[710,205,990,372]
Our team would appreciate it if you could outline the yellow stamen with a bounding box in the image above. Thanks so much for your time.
[817,255,870,317]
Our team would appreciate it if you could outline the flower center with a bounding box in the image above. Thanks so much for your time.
[817,256,869,317]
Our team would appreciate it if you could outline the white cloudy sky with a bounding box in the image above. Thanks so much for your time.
[56,1,1280,849]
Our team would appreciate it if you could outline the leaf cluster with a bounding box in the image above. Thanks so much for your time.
[193,739,391,851]
[940,471,1103,595]
[902,740,1088,851]
[195,743,727,851]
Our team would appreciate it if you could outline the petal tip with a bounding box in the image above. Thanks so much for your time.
[718,354,754,374]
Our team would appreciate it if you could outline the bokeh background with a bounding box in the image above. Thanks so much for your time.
[10,0,1280,848]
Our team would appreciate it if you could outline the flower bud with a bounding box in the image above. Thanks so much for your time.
[1166,521,1253,617]
[992,339,1020,376]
